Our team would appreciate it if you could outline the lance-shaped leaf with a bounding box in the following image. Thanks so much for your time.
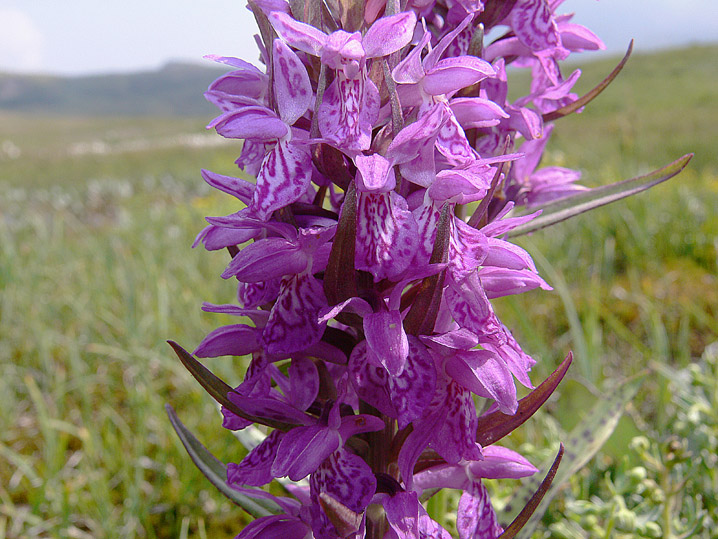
[168,340,296,431]
[543,40,633,122]
[508,154,693,237]
[165,404,280,517]
[505,372,646,538]
[498,444,564,539]
[323,180,358,305]
[476,352,572,446]
[404,203,451,335]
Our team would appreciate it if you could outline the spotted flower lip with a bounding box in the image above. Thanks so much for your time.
[173,1,612,537]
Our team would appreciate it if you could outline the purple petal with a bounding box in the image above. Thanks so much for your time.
[362,11,417,58]
[457,481,503,539]
[288,356,319,411]
[236,515,311,539]
[235,139,267,177]
[355,191,419,281]
[364,310,409,375]
[349,338,436,430]
[251,140,313,220]
[262,273,328,356]
[384,491,420,538]
[272,39,313,125]
[511,0,560,51]
[238,279,282,309]
[227,429,283,487]
[318,75,379,152]
[446,273,501,338]
[354,153,396,193]
[310,449,376,538]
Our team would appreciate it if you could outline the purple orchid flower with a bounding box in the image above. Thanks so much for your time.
[168,1,614,536]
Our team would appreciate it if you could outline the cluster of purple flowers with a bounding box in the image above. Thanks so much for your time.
[187,1,603,537]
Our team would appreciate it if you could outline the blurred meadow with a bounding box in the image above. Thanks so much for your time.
[1,45,717,538]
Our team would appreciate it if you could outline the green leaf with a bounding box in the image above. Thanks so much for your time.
[168,340,296,431]
[323,180,358,306]
[476,352,572,446]
[503,372,646,538]
[499,444,564,539]
[404,203,450,335]
[165,404,280,518]
[543,40,633,122]
[508,154,693,237]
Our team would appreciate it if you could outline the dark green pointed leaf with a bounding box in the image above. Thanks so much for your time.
[543,40,633,122]
[476,352,572,446]
[323,180,358,305]
[499,444,564,539]
[166,404,280,517]
[508,154,693,237]
[505,372,646,538]
[404,203,451,335]
[167,341,295,431]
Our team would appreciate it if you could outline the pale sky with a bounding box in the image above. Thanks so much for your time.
[0,0,716,75]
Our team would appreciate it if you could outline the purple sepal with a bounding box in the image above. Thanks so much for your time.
[387,103,451,187]
[227,429,283,487]
[201,169,254,203]
[193,324,260,358]
[269,11,327,56]
[192,224,259,251]
[222,237,308,281]
[210,106,289,141]
[272,39,313,125]
[480,267,551,298]
[450,97,509,129]
[272,425,342,481]
[362,11,417,58]
[228,391,312,425]
[422,56,495,96]
[445,349,518,415]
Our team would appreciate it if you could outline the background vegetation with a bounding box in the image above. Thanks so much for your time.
[1,45,716,537]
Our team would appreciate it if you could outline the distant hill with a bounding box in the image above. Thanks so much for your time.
[0,62,228,117]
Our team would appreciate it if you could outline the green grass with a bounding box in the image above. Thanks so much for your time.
[1,44,717,537]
